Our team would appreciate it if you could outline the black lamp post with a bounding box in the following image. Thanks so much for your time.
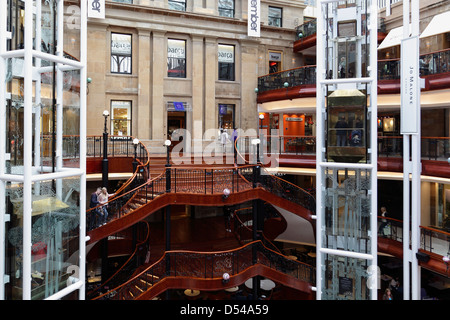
[164,139,172,272]
[102,110,109,189]
[164,139,172,193]
[259,114,264,164]
[164,139,172,168]
[132,138,139,172]
[252,138,261,164]
[132,138,139,188]
[259,113,264,136]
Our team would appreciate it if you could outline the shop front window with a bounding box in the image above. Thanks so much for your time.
[218,0,234,18]
[111,33,132,74]
[167,39,186,78]
[269,51,282,74]
[268,6,282,27]
[169,0,186,11]
[218,104,234,129]
[111,101,132,136]
[218,44,235,81]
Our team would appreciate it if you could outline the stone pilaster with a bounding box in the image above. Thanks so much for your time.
[191,35,205,155]
[204,37,217,134]
[137,29,151,141]
[240,39,260,132]
[151,31,166,142]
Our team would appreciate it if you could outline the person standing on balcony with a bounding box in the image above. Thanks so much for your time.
[378,206,389,237]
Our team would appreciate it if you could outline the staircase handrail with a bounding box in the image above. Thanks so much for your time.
[92,240,315,300]
[86,221,150,297]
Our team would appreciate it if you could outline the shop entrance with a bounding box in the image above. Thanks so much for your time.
[269,51,282,74]
[167,111,186,151]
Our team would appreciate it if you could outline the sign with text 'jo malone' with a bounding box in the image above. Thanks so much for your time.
[400,36,420,134]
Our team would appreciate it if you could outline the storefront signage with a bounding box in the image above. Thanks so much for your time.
[88,0,105,19]
[174,102,185,111]
[111,34,132,55]
[400,36,419,134]
[218,45,234,63]
[248,0,260,37]
[168,39,186,59]
[269,52,282,62]
[286,117,303,122]
[219,104,228,115]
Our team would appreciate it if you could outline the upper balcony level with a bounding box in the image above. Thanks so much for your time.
[257,47,450,104]
[293,18,388,53]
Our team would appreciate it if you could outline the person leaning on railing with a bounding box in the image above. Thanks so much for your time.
[378,206,390,237]
[98,187,115,225]
[89,187,104,229]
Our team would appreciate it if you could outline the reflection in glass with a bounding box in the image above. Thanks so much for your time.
[4,0,85,301]
[218,0,235,18]
[6,178,80,299]
[322,167,372,251]
[218,44,235,81]
[5,57,81,173]
[168,0,186,11]
[268,6,282,27]
[167,39,186,78]
[111,33,132,74]
[321,254,371,300]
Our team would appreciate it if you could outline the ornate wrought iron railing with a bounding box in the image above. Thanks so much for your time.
[86,165,256,230]
[86,163,316,231]
[237,135,450,161]
[92,240,316,300]
[258,48,450,92]
[378,216,450,259]
[257,65,316,94]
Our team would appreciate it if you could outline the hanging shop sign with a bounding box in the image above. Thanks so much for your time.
[88,0,105,19]
[400,36,419,134]
[248,0,261,37]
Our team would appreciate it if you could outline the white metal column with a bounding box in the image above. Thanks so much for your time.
[22,0,34,300]
[0,0,87,300]
[79,0,88,300]
[400,0,421,301]
[0,0,7,301]
[316,0,378,300]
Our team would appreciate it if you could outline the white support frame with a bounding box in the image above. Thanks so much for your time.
[316,0,378,300]
[401,0,421,301]
[0,0,87,300]
[0,0,7,301]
